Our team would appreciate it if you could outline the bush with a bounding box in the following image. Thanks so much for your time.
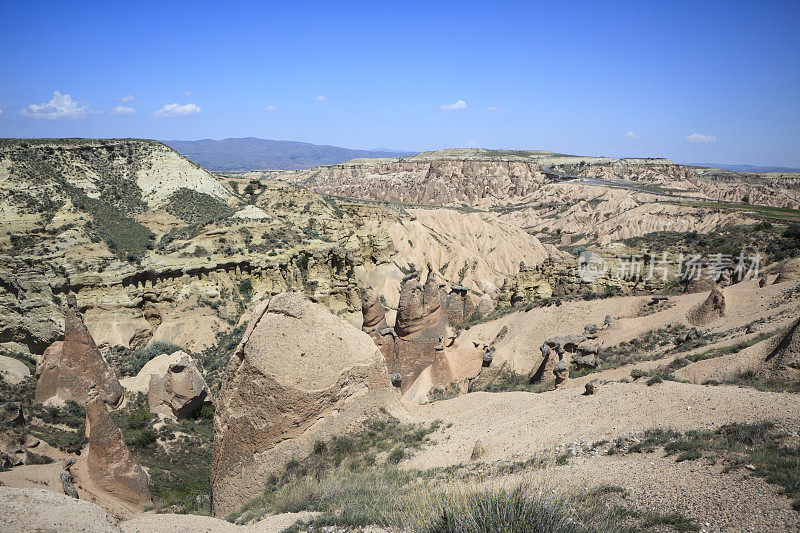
[121,341,184,377]
[387,446,406,464]
[238,278,253,298]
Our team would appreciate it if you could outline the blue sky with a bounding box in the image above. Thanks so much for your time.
[1,0,798,166]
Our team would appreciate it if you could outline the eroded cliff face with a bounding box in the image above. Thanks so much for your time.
[0,140,400,357]
[298,158,549,205]
[550,158,700,185]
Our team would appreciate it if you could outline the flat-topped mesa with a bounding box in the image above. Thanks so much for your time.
[85,389,151,507]
[36,295,123,407]
[391,265,448,391]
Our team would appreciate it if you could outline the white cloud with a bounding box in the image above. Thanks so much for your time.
[316,95,326,102]
[121,94,135,102]
[112,105,136,116]
[183,91,193,97]
[486,106,498,112]
[624,131,639,139]
[438,99,467,111]
[686,133,716,143]
[21,91,97,120]
[264,105,277,111]
[0,109,3,116]
[153,102,201,117]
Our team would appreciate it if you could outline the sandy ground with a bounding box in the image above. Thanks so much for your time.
[120,511,320,533]
[394,381,800,469]
[558,452,800,532]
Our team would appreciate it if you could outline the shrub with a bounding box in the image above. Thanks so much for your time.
[387,446,406,464]
[238,278,253,298]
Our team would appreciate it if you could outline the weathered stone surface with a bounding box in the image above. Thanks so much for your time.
[553,360,569,388]
[360,286,398,366]
[0,487,122,533]
[759,317,800,382]
[0,355,31,385]
[36,296,123,407]
[211,293,393,517]
[688,287,726,326]
[474,293,495,318]
[773,257,800,284]
[442,286,475,325]
[85,391,150,507]
[147,352,210,420]
[390,268,448,391]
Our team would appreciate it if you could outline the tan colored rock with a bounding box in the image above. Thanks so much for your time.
[0,355,30,385]
[119,351,187,395]
[688,286,726,326]
[553,360,569,388]
[360,286,400,374]
[684,267,719,294]
[361,286,388,333]
[442,286,475,324]
[85,390,150,507]
[211,293,393,517]
[36,296,123,407]
[773,257,800,284]
[474,293,495,317]
[391,268,448,391]
[759,317,800,382]
[147,353,209,420]
[0,487,122,533]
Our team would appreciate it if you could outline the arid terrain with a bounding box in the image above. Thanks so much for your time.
[1,139,799,532]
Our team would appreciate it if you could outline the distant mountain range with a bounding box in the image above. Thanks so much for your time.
[688,163,800,173]
[163,137,416,171]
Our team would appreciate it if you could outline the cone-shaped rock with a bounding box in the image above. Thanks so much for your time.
[36,295,123,407]
[392,267,448,391]
[688,286,726,326]
[85,390,150,507]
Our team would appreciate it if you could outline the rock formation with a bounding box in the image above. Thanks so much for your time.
[36,296,123,407]
[211,293,393,517]
[759,317,800,382]
[0,487,122,533]
[553,360,569,388]
[360,286,398,366]
[773,257,800,284]
[0,355,31,385]
[688,287,726,326]
[147,352,210,420]
[85,390,151,507]
[442,285,475,324]
[391,267,449,392]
